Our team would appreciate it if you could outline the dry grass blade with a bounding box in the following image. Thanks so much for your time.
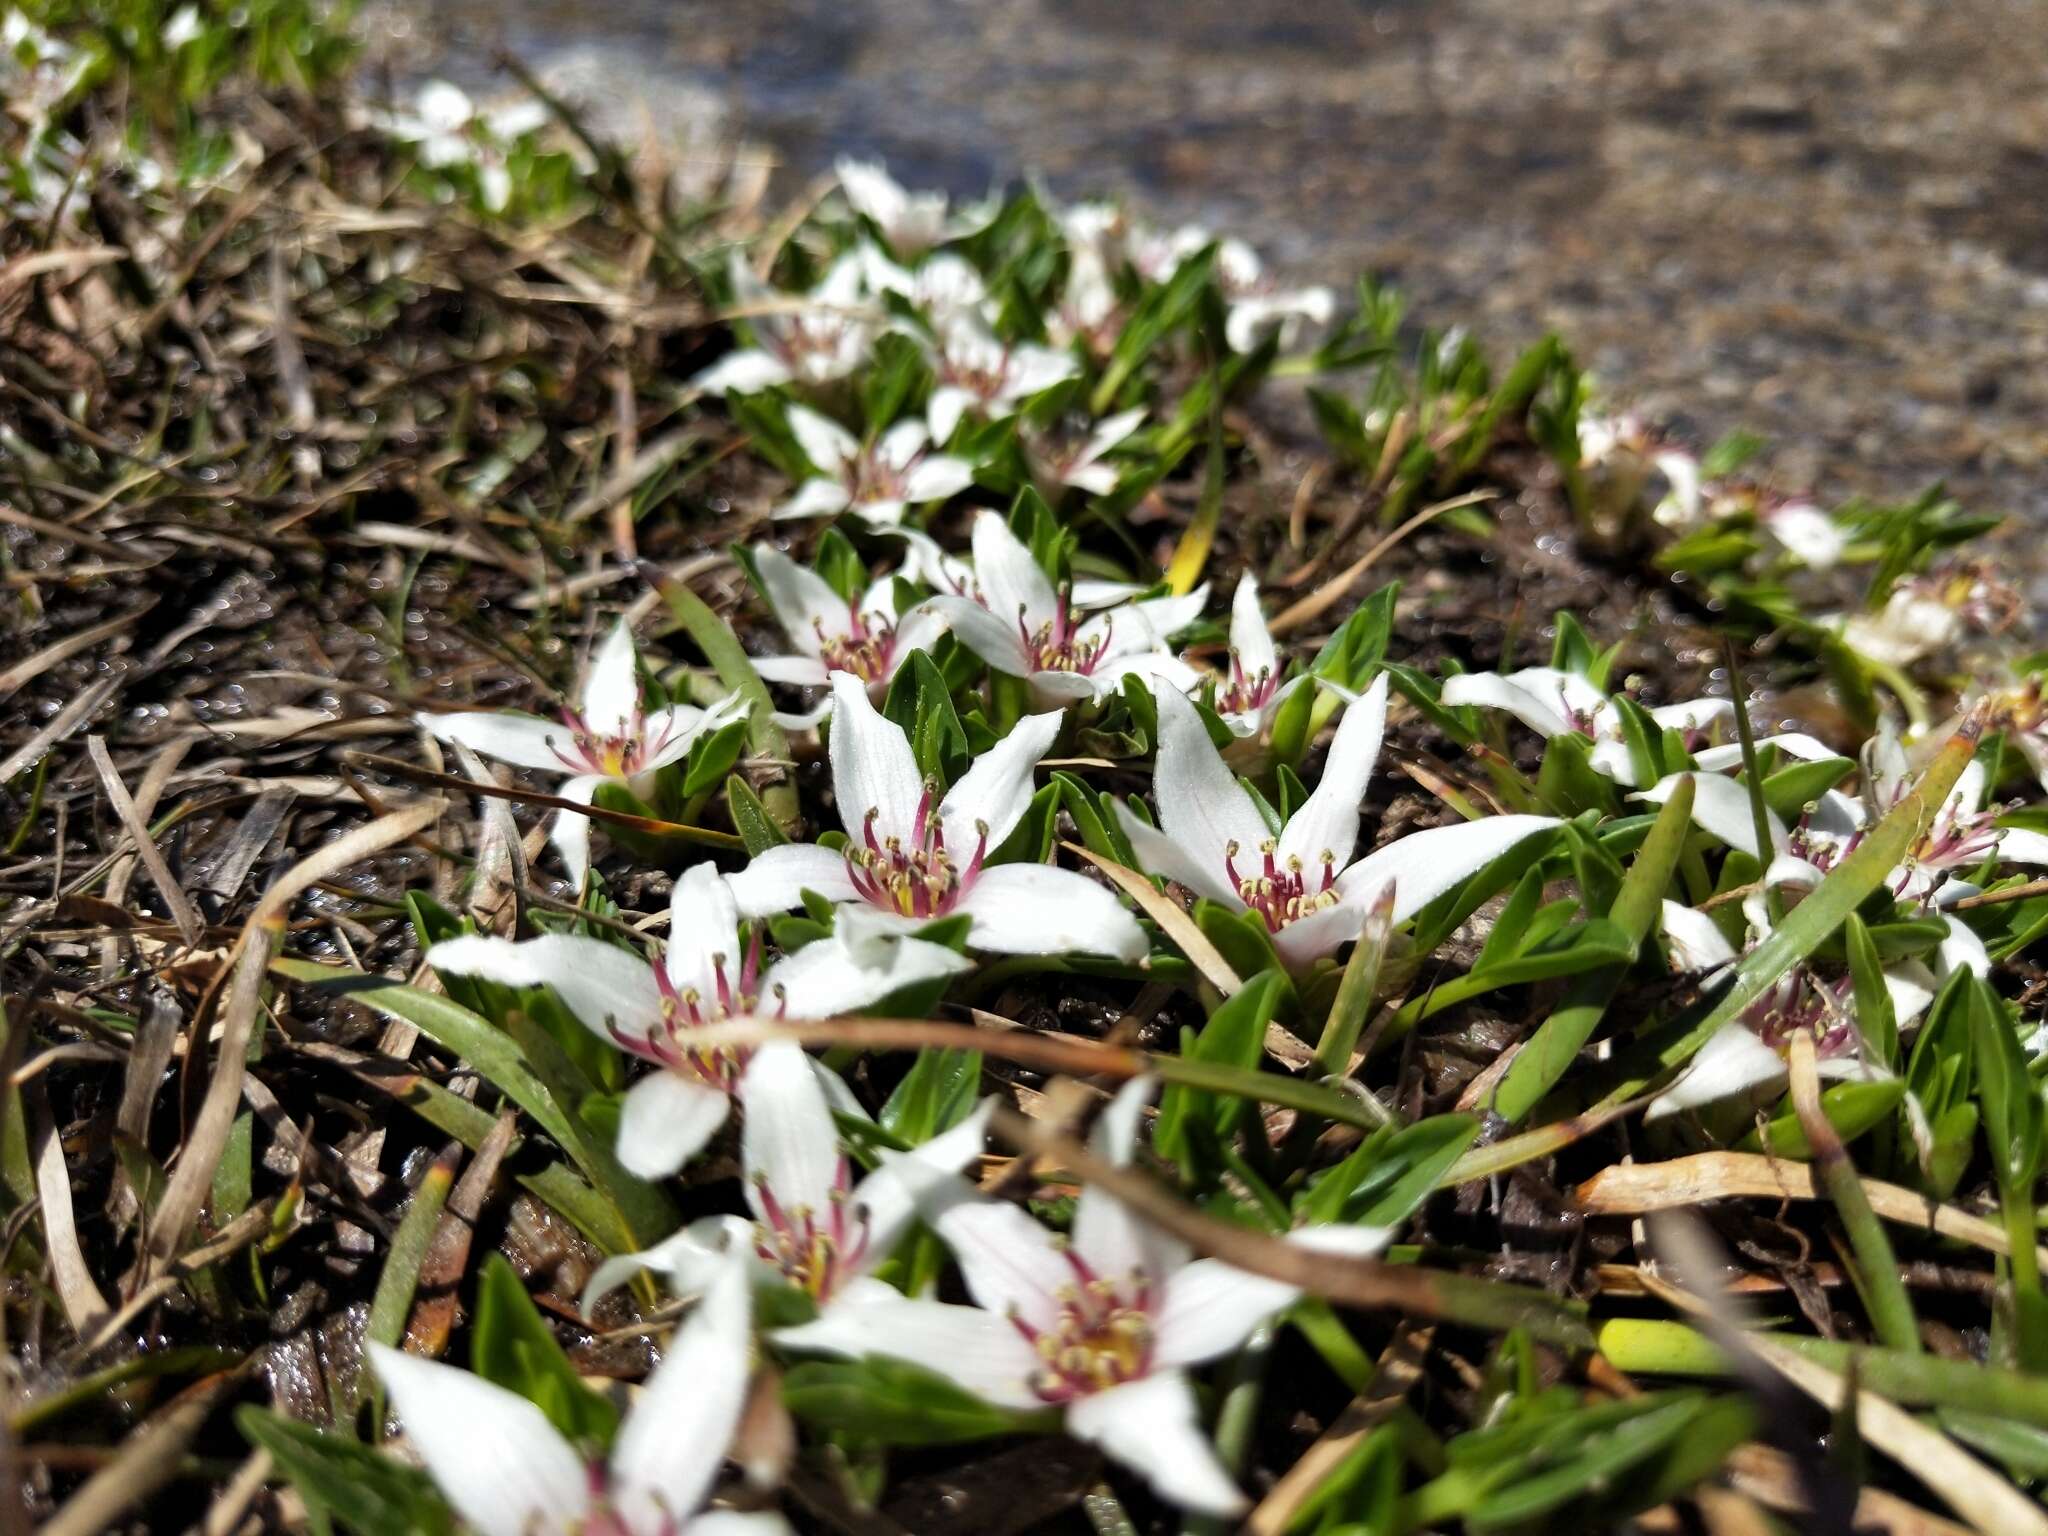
[30,1083,108,1331]
[1640,1266,2048,1536]
[0,601,150,701]
[1267,490,1493,636]
[142,918,279,1271]
[1247,1323,1434,1536]
[1724,1444,1974,1536]
[1061,840,1241,993]
[86,736,205,948]
[1574,1152,2048,1271]
[0,674,121,785]
[38,1365,246,1536]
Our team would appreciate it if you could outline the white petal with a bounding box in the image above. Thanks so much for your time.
[611,1254,753,1531]
[1150,1258,1301,1370]
[1091,1075,1154,1167]
[1439,671,1574,739]
[876,419,931,473]
[969,509,1059,633]
[1332,815,1562,925]
[547,774,604,890]
[939,709,1062,851]
[1769,503,1847,568]
[664,863,744,1000]
[766,910,971,1016]
[1647,697,1734,735]
[854,1101,994,1266]
[929,1195,1068,1330]
[845,496,909,529]
[1227,572,1278,679]
[1081,407,1146,462]
[772,1288,1044,1411]
[1065,1372,1246,1517]
[786,405,859,475]
[367,1344,589,1536]
[775,478,854,522]
[617,1072,733,1180]
[751,545,847,651]
[1690,733,1843,771]
[1885,960,1937,1028]
[928,385,973,446]
[581,1215,752,1317]
[640,697,742,771]
[690,1511,797,1536]
[1277,673,1386,872]
[1114,801,1242,908]
[739,1041,843,1218]
[1269,900,1377,972]
[726,843,862,918]
[691,349,793,397]
[1938,915,1991,979]
[901,455,976,506]
[1129,586,1210,642]
[1644,1022,1786,1120]
[416,709,576,772]
[1151,685,1270,883]
[836,158,907,231]
[426,933,663,1046]
[1660,900,1738,973]
[1639,772,1787,861]
[579,621,642,738]
[753,655,833,687]
[921,593,1035,676]
[828,672,925,845]
[955,864,1148,961]
[1995,828,2048,868]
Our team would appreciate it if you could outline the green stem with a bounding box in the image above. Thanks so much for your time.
[1595,1319,2048,1427]
[1313,886,1394,1079]
[654,577,799,834]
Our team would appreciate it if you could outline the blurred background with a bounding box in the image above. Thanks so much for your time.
[397,0,2048,593]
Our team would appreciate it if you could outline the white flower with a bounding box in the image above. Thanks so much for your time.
[1840,586,1963,669]
[368,1252,783,1536]
[160,6,204,49]
[1762,499,1847,569]
[692,252,880,396]
[1439,663,1733,786]
[775,406,975,529]
[726,672,1149,962]
[1980,675,2048,796]
[919,510,1205,707]
[747,544,947,727]
[1650,449,1705,531]
[1213,237,1334,354]
[773,1077,1389,1516]
[1117,677,1562,971]
[416,621,744,886]
[835,158,995,257]
[386,80,477,169]
[585,1040,991,1315]
[1207,573,1308,739]
[427,863,971,1179]
[925,321,1079,444]
[1647,900,1931,1121]
[1023,408,1146,497]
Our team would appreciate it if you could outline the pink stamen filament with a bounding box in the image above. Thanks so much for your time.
[613,927,774,1089]
[1010,1247,1156,1405]
[1018,589,1109,675]
[1223,837,1339,934]
[843,788,989,919]
[814,603,896,683]
[1216,648,1278,716]
[754,1155,871,1303]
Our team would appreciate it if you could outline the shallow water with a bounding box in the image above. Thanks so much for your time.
[410,0,2048,609]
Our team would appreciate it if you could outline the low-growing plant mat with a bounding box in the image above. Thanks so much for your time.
[6,5,2048,1534]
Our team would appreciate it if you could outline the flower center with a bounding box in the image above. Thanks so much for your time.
[1743,969,1859,1060]
[550,706,668,778]
[618,931,770,1089]
[1012,1248,1154,1404]
[1020,592,1108,674]
[815,605,895,683]
[753,1155,871,1304]
[1216,650,1278,717]
[843,783,988,919]
[1225,837,1339,933]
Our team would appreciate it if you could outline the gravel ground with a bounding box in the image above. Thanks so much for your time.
[406,0,2048,615]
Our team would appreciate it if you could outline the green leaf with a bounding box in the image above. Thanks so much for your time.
[1154,971,1283,1167]
[1298,1113,1479,1229]
[236,1409,456,1536]
[880,1049,984,1144]
[473,1253,620,1447]
[783,1357,1055,1446]
[726,775,789,856]
[1741,1078,1906,1159]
